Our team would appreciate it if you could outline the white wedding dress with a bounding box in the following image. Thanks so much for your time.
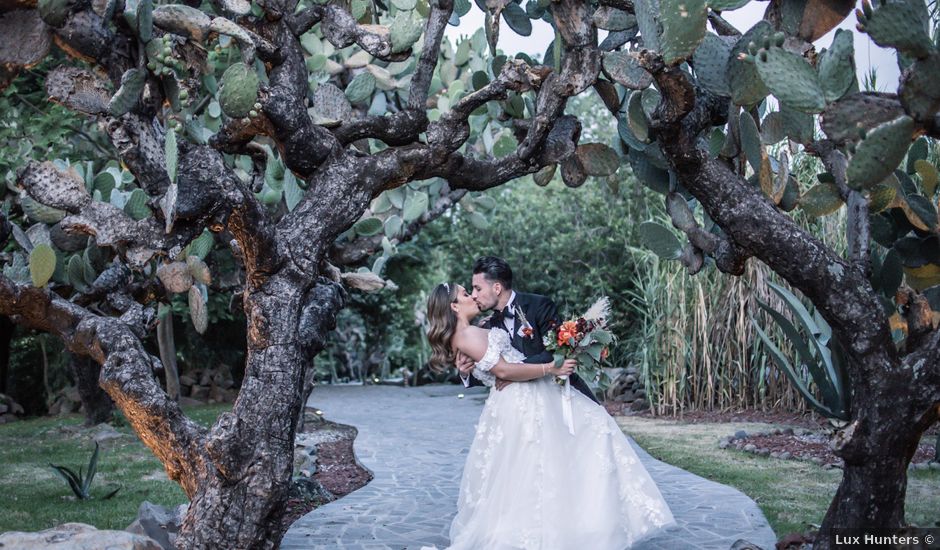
[432,328,676,550]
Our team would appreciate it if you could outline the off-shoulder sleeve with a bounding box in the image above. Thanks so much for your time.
[474,329,504,373]
[471,329,507,387]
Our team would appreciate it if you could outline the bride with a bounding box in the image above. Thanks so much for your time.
[424,282,676,550]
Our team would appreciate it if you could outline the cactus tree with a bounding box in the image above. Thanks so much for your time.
[0,0,596,546]
[624,0,940,544]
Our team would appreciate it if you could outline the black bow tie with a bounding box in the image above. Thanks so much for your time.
[490,306,515,329]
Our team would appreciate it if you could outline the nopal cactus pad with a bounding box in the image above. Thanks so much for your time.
[846,115,915,190]
[659,0,707,65]
[219,62,259,118]
[754,46,826,113]
[727,21,771,106]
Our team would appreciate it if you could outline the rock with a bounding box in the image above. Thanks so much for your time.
[782,427,794,436]
[623,374,637,385]
[0,523,162,549]
[140,469,169,482]
[0,392,25,416]
[125,502,187,550]
[208,385,236,403]
[758,448,771,457]
[743,444,757,452]
[811,457,825,465]
[634,389,647,399]
[730,539,764,550]
[629,398,649,411]
[211,368,234,389]
[294,441,318,477]
[93,423,124,443]
[616,389,637,403]
[770,452,780,459]
[178,375,195,387]
[177,396,204,408]
[734,430,747,440]
[301,407,327,431]
[911,462,929,471]
[718,438,731,449]
[779,452,792,460]
[189,385,209,400]
[0,413,18,424]
[126,500,189,550]
[929,463,940,471]
[199,371,213,386]
[289,476,334,505]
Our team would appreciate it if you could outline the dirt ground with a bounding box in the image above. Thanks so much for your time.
[605,404,939,466]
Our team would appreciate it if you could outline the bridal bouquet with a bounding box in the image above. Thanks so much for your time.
[543,296,615,385]
[543,297,614,435]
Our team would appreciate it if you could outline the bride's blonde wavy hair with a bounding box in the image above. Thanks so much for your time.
[426,283,459,373]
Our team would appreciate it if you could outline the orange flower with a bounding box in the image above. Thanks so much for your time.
[557,321,579,347]
[601,347,609,361]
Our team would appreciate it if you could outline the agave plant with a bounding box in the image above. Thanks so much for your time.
[751,282,851,421]
[49,442,121,500]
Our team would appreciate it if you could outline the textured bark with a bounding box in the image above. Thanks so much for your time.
[0,315,12,394]
[638,51,940,543]
[68,353,113,425]
[296,359,317,434]
[157,314,180,402]
[2,0,597,546]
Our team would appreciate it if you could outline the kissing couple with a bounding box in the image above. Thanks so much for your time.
[422,256,676,549]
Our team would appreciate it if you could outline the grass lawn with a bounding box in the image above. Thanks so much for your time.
[617,416,940,537]
[0,404,229,534]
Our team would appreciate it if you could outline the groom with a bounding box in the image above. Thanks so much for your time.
[456,256,599,404]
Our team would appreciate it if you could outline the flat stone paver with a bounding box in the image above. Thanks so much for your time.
[282,384,776,550]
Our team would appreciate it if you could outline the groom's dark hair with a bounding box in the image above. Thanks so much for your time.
[473,256,513,289]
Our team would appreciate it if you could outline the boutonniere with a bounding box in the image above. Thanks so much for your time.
[514,305,534,338]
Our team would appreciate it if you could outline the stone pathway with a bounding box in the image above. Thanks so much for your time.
[282,384,777,550]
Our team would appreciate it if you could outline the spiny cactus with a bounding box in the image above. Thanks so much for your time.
[219,62,260,119]
[845,116,915,190]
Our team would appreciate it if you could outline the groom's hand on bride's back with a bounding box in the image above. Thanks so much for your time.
[495,378,512,391]
[455,353,475,377]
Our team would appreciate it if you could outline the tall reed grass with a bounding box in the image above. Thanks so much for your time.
[624,152,850,416]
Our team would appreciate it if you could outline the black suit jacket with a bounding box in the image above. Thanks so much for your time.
[467,291,599,404]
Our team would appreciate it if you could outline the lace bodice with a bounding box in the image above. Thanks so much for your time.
[472,329,525,387]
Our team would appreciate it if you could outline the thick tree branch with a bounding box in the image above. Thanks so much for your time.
[905,328,940,408]
[287,4,409,61]
[0,273,210,495]
[333,110,428,146]
[408,0,454,111]
[639,50,896,367]
[252,21,339,177]
[815,142,870,277]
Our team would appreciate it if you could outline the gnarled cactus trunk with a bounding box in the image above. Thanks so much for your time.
[176,274,343,549]
[815,368,937,549]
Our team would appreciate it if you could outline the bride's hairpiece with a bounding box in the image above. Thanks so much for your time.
[442,282,450,293]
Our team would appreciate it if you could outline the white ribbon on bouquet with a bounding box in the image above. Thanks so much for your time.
[559,375,575,435]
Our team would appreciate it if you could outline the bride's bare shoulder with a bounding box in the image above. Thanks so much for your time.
[453,326,490,361]
[454,325,488,344]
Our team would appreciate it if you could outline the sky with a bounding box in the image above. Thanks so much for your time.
[444,1,902,93]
